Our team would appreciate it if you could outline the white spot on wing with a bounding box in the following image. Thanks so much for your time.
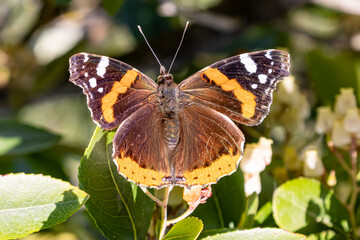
[258,74,267,83]
[89,77,97,88]
[240,141,245,152]
[82,65,85,69]
[98,87,103,93]
[96,56,109,78]
[240,54,257,73]
[84,72,88,77]
[271,61,274,66]
[265,50,272,59]
[251,84,258,89]
[268,69,272,74]
[83,53,89,62]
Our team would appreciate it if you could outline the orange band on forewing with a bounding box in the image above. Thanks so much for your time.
[101,69,138,123]
[182,149,241,186]
[203,67,256,119]
[114,155,166,187]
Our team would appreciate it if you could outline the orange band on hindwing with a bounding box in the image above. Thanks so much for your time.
[114,154,166,187]
[101,69,139,123]
[202,67,256,119]
[182,148,241,186]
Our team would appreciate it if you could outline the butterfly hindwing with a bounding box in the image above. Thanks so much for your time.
[112,103,172,187]
[172,102,245,186]
[179,49,290,126]
[111,100,245,188]
[69,53,158,130]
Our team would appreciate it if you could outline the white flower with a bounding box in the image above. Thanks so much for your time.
[240,137,273,174]
[303,149,325,177]
[315,106,335,134]
[334,88,357,116]
[276,76,298,105]
[332,120,351,147]
[270,125,286,143]
[275,76,310,133]
[344,108,360,134]
[244,173,261,197]
[280,107,306,133]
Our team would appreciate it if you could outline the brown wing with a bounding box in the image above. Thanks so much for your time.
[178,49,290,126]
[69,53,157,130]
[112,100,244,188]
[112,102,173,188]
[170,102,245,187]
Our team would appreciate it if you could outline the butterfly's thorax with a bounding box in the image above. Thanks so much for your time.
[157,69,181,152]
[157,72,180,116]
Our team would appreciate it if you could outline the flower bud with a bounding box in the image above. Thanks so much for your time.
[276,76,297,105]
[315,106,335,134]
[343,108,360,133]
[303,149,325,177]
[240,137,273,174]
[327,170,337,187]
[331,120,351,147]
[334,88,357,116]
[244,173,261,197]
[183,186,212,211]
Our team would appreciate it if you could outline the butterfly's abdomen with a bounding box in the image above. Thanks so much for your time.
[157,78,181,151]
[162,117,180,150]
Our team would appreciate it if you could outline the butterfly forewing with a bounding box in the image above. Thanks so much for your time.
[69,53,158,130]
[179,49,290,126]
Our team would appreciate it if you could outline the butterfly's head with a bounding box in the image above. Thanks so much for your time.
[158,66,173,83]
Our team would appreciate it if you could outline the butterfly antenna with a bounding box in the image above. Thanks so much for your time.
[137,25,163,68]
[168,21,189,73]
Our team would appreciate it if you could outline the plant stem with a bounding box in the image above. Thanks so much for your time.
[159,186,172,240]
[327,140,352,174]
[140,187,166,207]
[166,207,194,225]
[329,138,359,239]
[348,136,359,240]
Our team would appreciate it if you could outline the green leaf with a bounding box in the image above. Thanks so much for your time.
[192,169,245,230]
[54,0,71,6]
[0,173,88,239]
[198,228,238,239]
[78,127,154,240]
[163,217,203,240]
[273,178,350,236]
[202,228,306,240]
[0,120,60,156]
[239,192,259,229]
[254,201,276,227]
[102,0,125,16]
[306,49,358,105]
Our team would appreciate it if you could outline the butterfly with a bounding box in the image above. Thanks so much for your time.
[69,48,290,189]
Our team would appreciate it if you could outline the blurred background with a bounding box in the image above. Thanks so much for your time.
[1,0,360,239]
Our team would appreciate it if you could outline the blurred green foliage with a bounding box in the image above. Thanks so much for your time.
[1,0,360,239]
